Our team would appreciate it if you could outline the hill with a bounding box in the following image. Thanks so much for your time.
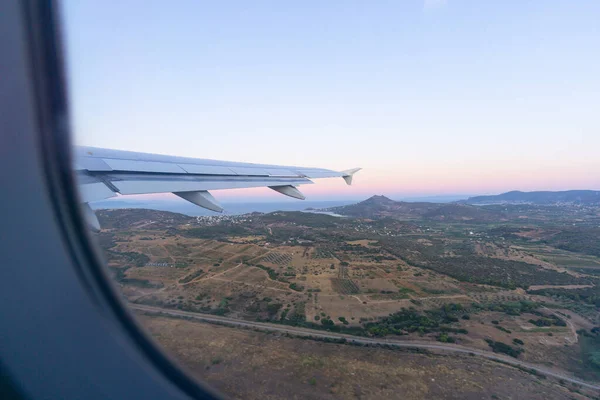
[327,195,437,219]
[328,195,503,222]
[465,190,600,205]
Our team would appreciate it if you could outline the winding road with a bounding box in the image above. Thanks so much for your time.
[130,303,600,391]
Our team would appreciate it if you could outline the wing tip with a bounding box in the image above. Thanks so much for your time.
[341,168,361,185]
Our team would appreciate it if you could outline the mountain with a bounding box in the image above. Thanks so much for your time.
[327,195,500,222]
[327,195,438,219]
[464,190,600,205]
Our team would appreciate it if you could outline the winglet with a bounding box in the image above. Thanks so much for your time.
[341,168,361,185]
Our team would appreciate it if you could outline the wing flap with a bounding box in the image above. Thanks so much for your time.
[176,164,236,175]
[227,166,270,176]
[109,176,314,195]
[102,159,187,174]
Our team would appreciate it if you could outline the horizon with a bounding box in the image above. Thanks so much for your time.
[92,188,599,208]
[91,189,600,217]
[98,191,473,204]
[63,1,599,198]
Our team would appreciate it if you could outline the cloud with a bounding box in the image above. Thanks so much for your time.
[424,0,447,10]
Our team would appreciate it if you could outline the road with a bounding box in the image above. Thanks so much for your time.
[188,262,243,283]
[130,303,600,391]
[541,306,579,344]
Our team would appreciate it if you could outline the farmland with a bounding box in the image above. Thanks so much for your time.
[94,198,600,397]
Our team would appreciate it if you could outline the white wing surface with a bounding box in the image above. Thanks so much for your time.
[75,146,360,228]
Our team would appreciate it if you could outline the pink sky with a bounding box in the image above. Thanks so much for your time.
[119,158,598,204]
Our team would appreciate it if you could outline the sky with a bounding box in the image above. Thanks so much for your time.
[61,0,600,202]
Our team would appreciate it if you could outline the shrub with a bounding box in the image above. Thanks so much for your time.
[289,282,304,292]
[485,339,523,358]
[267,303,283,315]
[495,325,512,334]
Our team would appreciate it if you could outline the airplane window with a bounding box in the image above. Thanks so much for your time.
[62,1,600,398]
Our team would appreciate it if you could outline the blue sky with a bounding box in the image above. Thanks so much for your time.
[62,1,600,201]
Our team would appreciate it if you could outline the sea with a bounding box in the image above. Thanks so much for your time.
[90,198,357,217]
[90,194,466,217]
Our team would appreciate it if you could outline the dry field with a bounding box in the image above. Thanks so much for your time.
[103,226,600,386]
[136,313,591,400]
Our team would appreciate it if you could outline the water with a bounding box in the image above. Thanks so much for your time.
[301,210,346,217]
[90,198,356,216]
[90,194,467,217]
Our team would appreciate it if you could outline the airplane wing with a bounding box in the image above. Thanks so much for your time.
[74,146,360,230]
